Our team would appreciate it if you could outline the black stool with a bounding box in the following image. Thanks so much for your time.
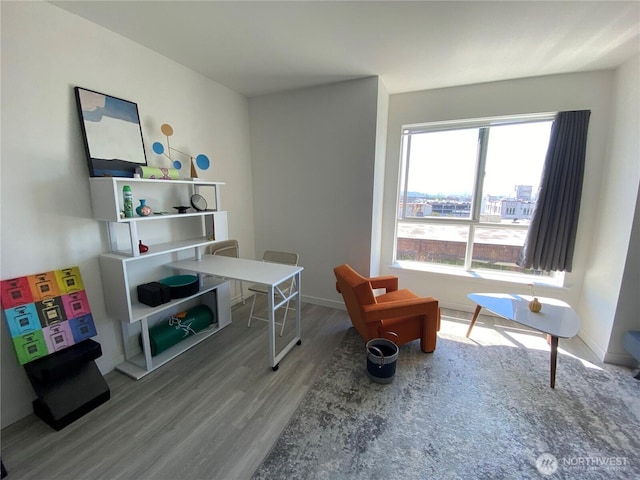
[23,339,110,431]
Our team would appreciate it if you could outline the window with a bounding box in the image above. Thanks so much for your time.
[396,113,559,279]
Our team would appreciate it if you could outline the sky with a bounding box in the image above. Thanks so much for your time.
[405,121,553,198]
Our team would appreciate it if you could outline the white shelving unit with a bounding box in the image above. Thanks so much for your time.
[90,177,233,379]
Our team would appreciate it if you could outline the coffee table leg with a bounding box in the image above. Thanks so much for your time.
[550,335,559,389]
[466,304,482,338]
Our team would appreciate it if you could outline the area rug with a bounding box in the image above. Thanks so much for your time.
[253,325,639,479]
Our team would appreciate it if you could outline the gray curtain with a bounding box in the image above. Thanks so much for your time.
[518,110,591,272]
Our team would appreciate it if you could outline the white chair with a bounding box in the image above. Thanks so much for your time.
[210,240,244,303]
[247,250,299,336]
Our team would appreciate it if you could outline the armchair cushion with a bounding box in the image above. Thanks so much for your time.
[334,264,440,353]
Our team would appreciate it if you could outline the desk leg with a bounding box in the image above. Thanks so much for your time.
[466,304,482,338]
[270,272,303,371]
[268,285,277,370]
[295,272,302,340]
[550,335,559,389]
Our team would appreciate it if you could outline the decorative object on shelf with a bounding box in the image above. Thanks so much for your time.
[151,123,211,179]
[123,185,133,218]
[190,193,208,211]
[173,206,190,214]
[159,274,199,299]
[136,281,170,307]
[138,240,149,254]
[527,284,542,313]
[134,166,179,180]
[74,87,147,178]
[136,199,152,217]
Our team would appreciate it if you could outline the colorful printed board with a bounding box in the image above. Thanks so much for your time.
[1,267,97,364]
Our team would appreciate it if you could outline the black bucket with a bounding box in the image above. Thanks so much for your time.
[366,338,399,384]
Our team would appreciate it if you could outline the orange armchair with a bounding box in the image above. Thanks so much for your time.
[334,264,441,353]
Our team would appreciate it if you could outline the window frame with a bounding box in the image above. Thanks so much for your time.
[395,112,558,277]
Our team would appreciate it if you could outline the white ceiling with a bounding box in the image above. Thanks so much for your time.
[52,1,640,98]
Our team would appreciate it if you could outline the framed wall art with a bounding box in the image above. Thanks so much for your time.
[1,266,97,365]
[74,87,147,177]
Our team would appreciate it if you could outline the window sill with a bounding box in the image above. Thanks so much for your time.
[390,260,565,289]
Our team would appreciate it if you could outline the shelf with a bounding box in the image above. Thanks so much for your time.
[128,277,228,323]
[91,174,232,379]
[115,210,219,223]
[104,211,227,257]
[102,237,216,260]
[90,177,225,187]
[115,321,228,380]
[89,176,225,222]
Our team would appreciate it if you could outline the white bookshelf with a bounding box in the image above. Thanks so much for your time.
[90,177,233,379]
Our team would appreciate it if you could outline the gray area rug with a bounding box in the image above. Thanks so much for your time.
[253,324,639,479]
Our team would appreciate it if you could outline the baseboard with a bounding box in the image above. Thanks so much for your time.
[96,352,124,375]
[577,328,607,362]
[301,295,345,310]
[439,300,476,314]
[230,294,246,306]
[299,297,475,315]
[602,351,639,369]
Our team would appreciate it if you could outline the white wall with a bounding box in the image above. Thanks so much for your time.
[0,2,254,427]
[608,191,640,367]
[249,77,383,307]
[379,71,637,362]
[580,54,640,364]
[370,79,390,278]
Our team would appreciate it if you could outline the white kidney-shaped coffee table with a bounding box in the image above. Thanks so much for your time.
[466,293,581,388]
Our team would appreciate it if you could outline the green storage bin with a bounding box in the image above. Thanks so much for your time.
[140,305,215,356]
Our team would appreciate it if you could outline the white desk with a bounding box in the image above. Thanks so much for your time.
[466,293,581,388]
[170,255,303,371]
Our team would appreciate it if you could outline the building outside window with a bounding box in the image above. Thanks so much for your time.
[396,113,560,279]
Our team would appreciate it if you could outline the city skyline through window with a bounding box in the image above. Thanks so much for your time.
[396,114,558,279]
[402,120,552,200]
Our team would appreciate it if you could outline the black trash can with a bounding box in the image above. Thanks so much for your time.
[366,338,399,384]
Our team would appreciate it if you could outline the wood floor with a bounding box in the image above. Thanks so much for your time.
[1,301,352,480]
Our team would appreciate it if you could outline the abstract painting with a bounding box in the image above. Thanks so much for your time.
[74,87,147,177]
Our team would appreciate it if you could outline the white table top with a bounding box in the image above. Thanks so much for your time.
[468,293,580,338]
[170,254,303,286]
